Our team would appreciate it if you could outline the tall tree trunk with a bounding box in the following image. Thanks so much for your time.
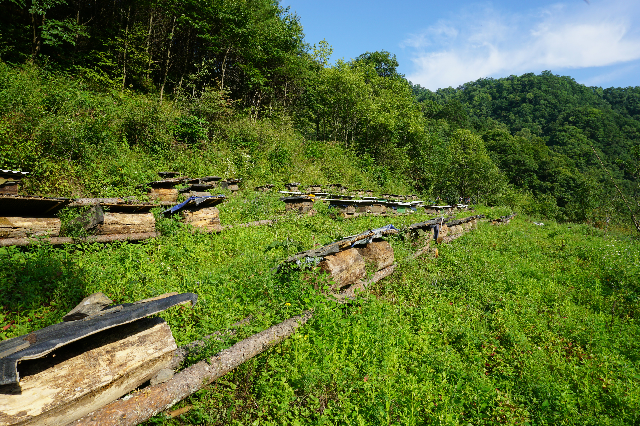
[146,10,154,81]
[160,16,176,103]
[220,47,230,90]
[121,6,131,92]
[176,28,191,93]
[30,13,44,61]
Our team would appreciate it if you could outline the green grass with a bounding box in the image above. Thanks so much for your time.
[1,203,639,425]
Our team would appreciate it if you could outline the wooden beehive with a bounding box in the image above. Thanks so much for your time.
[148,187,179,203]
[282,197,314,214]
[0,170,29,195]
[284,183,300,192]
[318,248,366,290]
[180,207,222,232]
[95,212,156,235]
[0,318,176,426]
[0,292,196,426]
[357,240,394,271]
[144,177,188,203]
[0,195,69,240]
[0,217,60,239]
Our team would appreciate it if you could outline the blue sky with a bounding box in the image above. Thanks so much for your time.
[279,0,640,90]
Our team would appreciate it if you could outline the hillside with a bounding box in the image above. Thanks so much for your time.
[1,1,640,424]
[1,201,638,425]
[413,73,640,224]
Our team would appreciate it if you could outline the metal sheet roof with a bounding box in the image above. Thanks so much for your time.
[0,170,29,177]
[0,195,71,217]
[0,292,197,385]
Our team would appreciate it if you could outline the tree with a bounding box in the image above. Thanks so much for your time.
[352,50,401,79]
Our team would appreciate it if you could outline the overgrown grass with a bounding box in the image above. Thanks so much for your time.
[1,202,638,425]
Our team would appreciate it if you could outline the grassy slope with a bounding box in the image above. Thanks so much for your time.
[1,196,638,425]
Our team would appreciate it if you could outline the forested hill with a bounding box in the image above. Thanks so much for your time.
[0,0,638,228]
[413,74,640,223]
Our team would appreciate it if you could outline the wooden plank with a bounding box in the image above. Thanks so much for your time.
[95,213,155,235]
[0,232,160,248]
[0,217,60,239]
[0,317,176,426]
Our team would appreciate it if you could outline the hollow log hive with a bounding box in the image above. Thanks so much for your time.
[0,293,196,426]
[0,195,70,239]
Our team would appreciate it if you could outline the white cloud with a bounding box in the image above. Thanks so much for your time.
[404,1,640,90]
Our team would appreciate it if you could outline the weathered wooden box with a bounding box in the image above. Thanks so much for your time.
[143,177,188,203]
[0,318,176,426]
[0,170,29,196]
[220,179,241,192]
[282,196,314,214]
[0,293,196,426]
[163,196,225,232]
[0,196,70,239]
[181,207,221,232]
[255,184,274,192]
[284,183,300,192]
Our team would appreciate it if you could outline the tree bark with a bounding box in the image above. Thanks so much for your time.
[159,16,177,103]
[121,6,131,92]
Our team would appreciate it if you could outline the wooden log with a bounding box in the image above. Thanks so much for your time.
[336,264,397,301]
[0,317,176,426]
[148,188,179,203]
[318,248,366,290]
[95,213,155,235]
[180,207,221,232]
[0,232,160,248]
[0,217,60,239]
[357,240,394,271]
[70,312,313,426]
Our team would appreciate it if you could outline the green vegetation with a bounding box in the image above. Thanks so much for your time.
[1,1,639,424]
[1,202,638,425]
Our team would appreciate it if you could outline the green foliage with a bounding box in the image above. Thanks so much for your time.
[173,116,208,146]
[414,72,640,225]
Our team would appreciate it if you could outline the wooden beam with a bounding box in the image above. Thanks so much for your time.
[0,232,160,248]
